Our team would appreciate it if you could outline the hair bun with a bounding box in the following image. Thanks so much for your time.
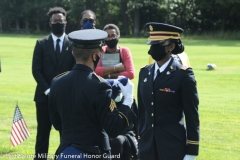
[172,39,184,54]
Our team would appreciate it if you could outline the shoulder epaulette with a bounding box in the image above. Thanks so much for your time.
[93,72,103,82]
[180,65,190,70]
[140,65,147,70]
[54,71,69,79]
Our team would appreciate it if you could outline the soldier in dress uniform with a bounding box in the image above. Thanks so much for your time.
[137,22,200,160]
[48,29,136,160]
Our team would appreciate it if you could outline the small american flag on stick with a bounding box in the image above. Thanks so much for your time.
[10,105,30,146]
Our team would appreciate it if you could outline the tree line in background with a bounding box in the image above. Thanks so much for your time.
[0,0,239,36]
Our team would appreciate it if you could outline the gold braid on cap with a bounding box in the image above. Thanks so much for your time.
[148,31,180,41]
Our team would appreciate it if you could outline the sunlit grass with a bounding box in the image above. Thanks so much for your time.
[0,34,240,159]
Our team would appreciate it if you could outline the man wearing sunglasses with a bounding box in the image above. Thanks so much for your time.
[80,10,96,29]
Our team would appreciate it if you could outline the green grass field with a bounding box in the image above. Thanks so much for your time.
[0,34,240,160]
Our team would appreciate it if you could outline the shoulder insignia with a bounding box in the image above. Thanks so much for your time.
[93,72,103,82]
[109,99,117,112]
[140,65,147,70]
[54,71,69,79]
[180,65,189,70]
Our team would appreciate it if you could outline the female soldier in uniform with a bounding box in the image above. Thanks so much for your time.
[137,22,200,160]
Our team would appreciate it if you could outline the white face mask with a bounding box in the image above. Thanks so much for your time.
[114,92,123,102]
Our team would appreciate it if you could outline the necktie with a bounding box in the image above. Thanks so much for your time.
[154,69,161,81]
[153,69,161,86]
[56,39,61,54]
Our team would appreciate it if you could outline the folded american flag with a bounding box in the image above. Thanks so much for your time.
[106,76,128,99]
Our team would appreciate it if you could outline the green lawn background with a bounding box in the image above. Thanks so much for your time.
[0,34,240,159]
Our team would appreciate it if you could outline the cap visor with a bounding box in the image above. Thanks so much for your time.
[147,40,165,45]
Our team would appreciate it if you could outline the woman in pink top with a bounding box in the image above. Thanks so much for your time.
[95,24,135,80]
[95,24,137,160]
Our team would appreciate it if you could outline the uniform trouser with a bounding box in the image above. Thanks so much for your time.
[154,137,160,160]
[34,102,52,160]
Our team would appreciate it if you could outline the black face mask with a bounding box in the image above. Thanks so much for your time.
[105,39,119,49]
[148,44,168,61]
[51,23,65,35]
[93,54,100,70]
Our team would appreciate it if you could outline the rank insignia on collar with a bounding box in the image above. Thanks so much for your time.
[166,71,170,75]
[170,66,173,69]
[144,78,147,82]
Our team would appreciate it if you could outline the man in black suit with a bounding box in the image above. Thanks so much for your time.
[137,22,200,160]
[32,7,75,159]
[48,29,136,160]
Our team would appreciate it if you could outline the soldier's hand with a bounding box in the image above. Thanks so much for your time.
[118,79,134,107]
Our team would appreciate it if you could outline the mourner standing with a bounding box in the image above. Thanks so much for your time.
[80,10,96,29]
[32,7,75,159]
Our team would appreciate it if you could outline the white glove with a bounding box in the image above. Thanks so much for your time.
[183,155,197,160]
[118,79,134,108]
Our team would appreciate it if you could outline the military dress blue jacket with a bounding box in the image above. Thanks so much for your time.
[137,58,199,160]
[49,64,136,159]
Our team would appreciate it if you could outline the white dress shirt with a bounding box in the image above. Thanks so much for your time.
[51,33,65,53]
[153,57,172,80]
[44,33,66,95]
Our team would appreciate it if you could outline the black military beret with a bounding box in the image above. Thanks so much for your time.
[68,29,107,49]
[145,22,184,45]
